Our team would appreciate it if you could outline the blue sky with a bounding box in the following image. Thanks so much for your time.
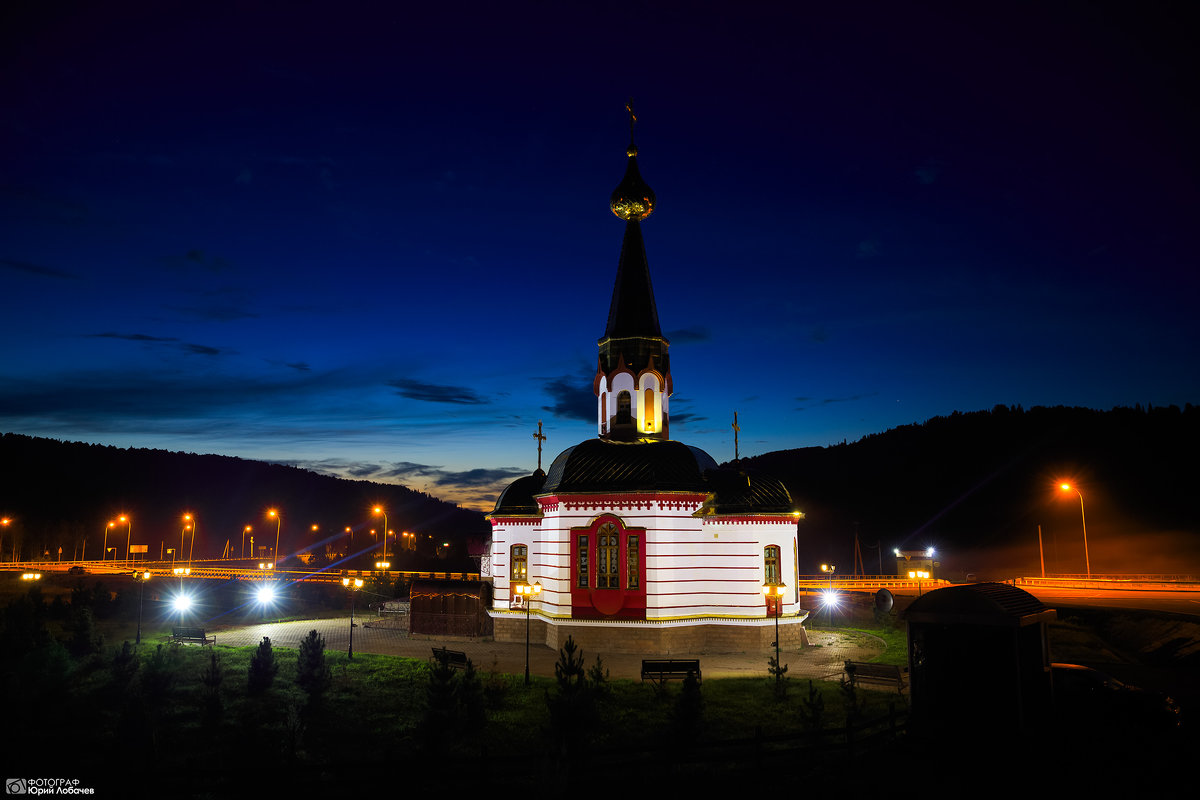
[2,2,1196,509]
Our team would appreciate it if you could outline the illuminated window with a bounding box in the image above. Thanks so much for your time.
[511,544,527,584]
[600,394,607,434]
[597,523,618,588]
[644,388,655,431]
[578,535,589,587]
[764,545,781,585]
[626,535,639,589]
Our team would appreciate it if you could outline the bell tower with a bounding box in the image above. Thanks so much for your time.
[595,102,671,442]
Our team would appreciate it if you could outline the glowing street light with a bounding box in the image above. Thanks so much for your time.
[1058,483,1091,578]
[118,514,131,563]
[515,581,542,684]
[373,507,388,562]
[132,571,151,645]
[268,509,281,569]
[103,520,115,562]
[183,513,197,567]
[243,526,251,560]
[820,563,837,627]
[342,577,365,659]
[762,582,787,693]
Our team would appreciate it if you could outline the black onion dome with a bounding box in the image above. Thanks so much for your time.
[698,466,795,515]
[609,154,656,221]
[542,438,717,494]
[489,469,546,516]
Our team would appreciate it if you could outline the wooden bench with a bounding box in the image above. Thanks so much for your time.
[431,646,468,670]
[171,627,215,646]
[843,660,905,693]
[641,658,701,684]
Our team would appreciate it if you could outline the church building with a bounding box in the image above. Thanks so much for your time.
[486,114,807,654]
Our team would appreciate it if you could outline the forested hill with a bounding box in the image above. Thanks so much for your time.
[0,433,488,567]
[735,405,1200,576]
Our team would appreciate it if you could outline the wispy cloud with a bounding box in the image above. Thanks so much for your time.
[87,332,229,356]
[795,392,878,410]
[388,378,487,405]
[665,326,710,343]
[1,257,80,279]
[540,366,594,422]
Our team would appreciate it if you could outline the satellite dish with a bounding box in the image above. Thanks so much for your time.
[874,588,894,613]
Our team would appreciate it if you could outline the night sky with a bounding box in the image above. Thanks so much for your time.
[2,2,1196,510]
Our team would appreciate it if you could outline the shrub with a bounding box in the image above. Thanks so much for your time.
[248,636,278,694]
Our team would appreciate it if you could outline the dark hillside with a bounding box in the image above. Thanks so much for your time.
[0,433,487,569]
[737,405,1200,579]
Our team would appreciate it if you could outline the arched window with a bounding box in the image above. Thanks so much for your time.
[600,393,607,434]
[644,388,655,431]
[764,545,781,585]
[615,391,632,425]
[511,544,528,584]
[597,523,619,588]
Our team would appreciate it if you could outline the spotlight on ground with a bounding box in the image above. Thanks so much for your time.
[172,593,193,613]
[820,589,840,608]
[256,584,277,605]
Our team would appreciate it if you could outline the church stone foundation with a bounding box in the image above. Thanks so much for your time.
[491,612,809,655]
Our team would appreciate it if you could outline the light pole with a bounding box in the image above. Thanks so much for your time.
[103,521,114,562]
[1059,483,1091,578]
[184,513,197,567]
[119,515,131,563]
[132,571,151,645]
[517,582,542,684]
[1,517,9,562]
[373,507,388,562]
[762,582,786,693]
[821,563,836,627]
[242,526,251,560]
[180,520,190,572]
[342,577,364,659]
[268,509,281,569]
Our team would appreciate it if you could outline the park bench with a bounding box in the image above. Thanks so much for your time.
[171,627,215,646]
[431,646,468,670]
[641,658,701,685]
[843,660,905,693]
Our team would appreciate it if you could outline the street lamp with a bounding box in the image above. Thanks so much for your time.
[516,581,542,684]
[1058,483,1091,578]
[373,507,388,562]
[119,514,131,563]
[183,513,197,567]
[342,577,364,659]
[268,509,281,569]
[243,526,251,560]
[103,521,114,562]
[132,571,151,645]
[821,563,837,627]
[762,582,786,693]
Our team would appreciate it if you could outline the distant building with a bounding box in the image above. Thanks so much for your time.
[487,115,807,654]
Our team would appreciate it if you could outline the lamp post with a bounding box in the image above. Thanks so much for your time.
[516,581,542,684]
[268,509,281,569]
[103,521,114,562]
[344,527,353,563]
[342,577,364,659]
[762,582,786,693]
[119,515,131,563]
[1058,483,1091,579]
[184,513,197,568]
[373,507,387,562]
[132,571,151,645]
[242,526,251,560]
[821,563,836,627]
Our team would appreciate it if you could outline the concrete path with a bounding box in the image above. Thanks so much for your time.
[206,616,888,682]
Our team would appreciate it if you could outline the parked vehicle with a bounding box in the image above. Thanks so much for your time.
[1051,662,1182,731]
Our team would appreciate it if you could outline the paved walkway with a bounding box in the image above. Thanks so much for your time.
[206,616,887,682]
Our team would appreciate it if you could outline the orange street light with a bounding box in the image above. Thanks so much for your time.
[1058,483,1091,578]
[268,509,281,569]
[118,514,132,563]
[373,507,388,561]
[183,513,197,566]
[243,526,251,560]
